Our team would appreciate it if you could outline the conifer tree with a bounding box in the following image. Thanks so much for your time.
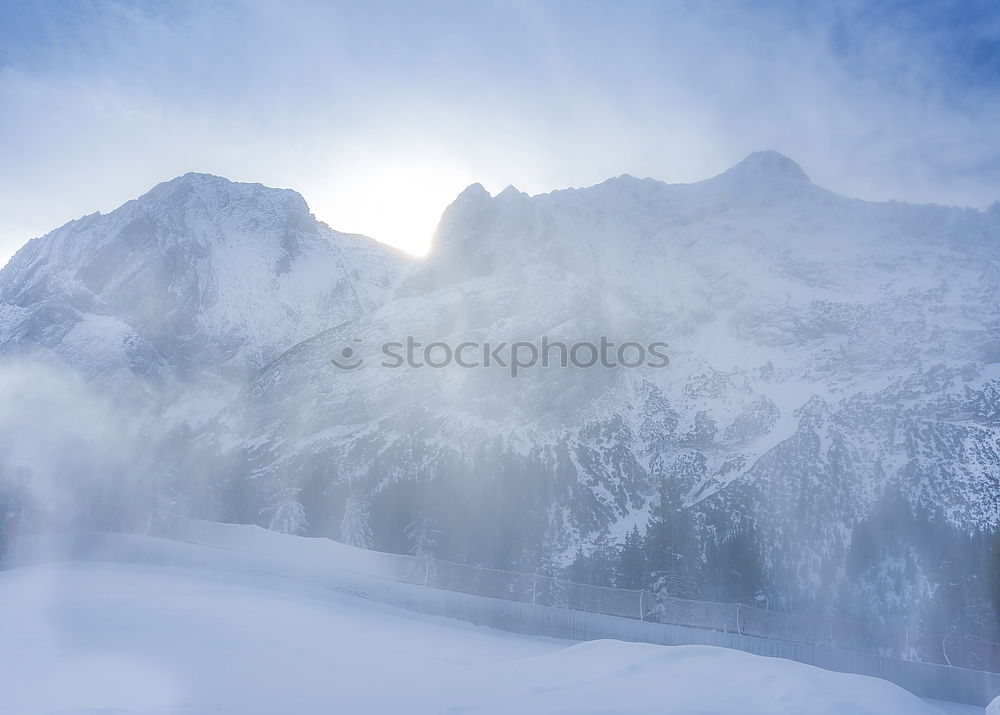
[261,487,307,535]
[645,476,697,597]
[340,493,374,548]
[616,524,648,589]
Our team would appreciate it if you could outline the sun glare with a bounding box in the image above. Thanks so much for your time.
[310,160,480,257]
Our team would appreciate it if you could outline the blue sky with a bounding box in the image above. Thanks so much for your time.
[1,0,998,258]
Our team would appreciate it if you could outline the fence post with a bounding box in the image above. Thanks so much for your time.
[736,604,742,635]
[423,560,429,587]
[639,589,644,621]
[531,575,537,605]
[942,632,952,667]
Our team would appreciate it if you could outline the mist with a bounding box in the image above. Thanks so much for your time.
[0,355,159,535]
[2,2,1000,713]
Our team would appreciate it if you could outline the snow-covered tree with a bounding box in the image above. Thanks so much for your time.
[260,487,307,535]
[403,514,441,586]
[405,514,440,559]
[340,493,373,548]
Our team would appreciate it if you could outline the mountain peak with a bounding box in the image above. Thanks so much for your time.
[129,173,313,230]
[453,183,490,203]
[149,171,241,196]
[497,185,526,199]
[717,150,811,187]
[173,171,232,184]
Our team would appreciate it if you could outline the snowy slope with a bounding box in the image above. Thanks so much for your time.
[0,562,947,715]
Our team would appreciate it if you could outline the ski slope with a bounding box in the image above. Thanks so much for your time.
[0,561,960,714]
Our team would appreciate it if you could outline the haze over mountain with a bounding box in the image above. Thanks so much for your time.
[2,152,999,646]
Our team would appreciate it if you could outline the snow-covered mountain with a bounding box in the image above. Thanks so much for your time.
[0,173,408,421]
[203,152,1000,631]
[3,154,998,638]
